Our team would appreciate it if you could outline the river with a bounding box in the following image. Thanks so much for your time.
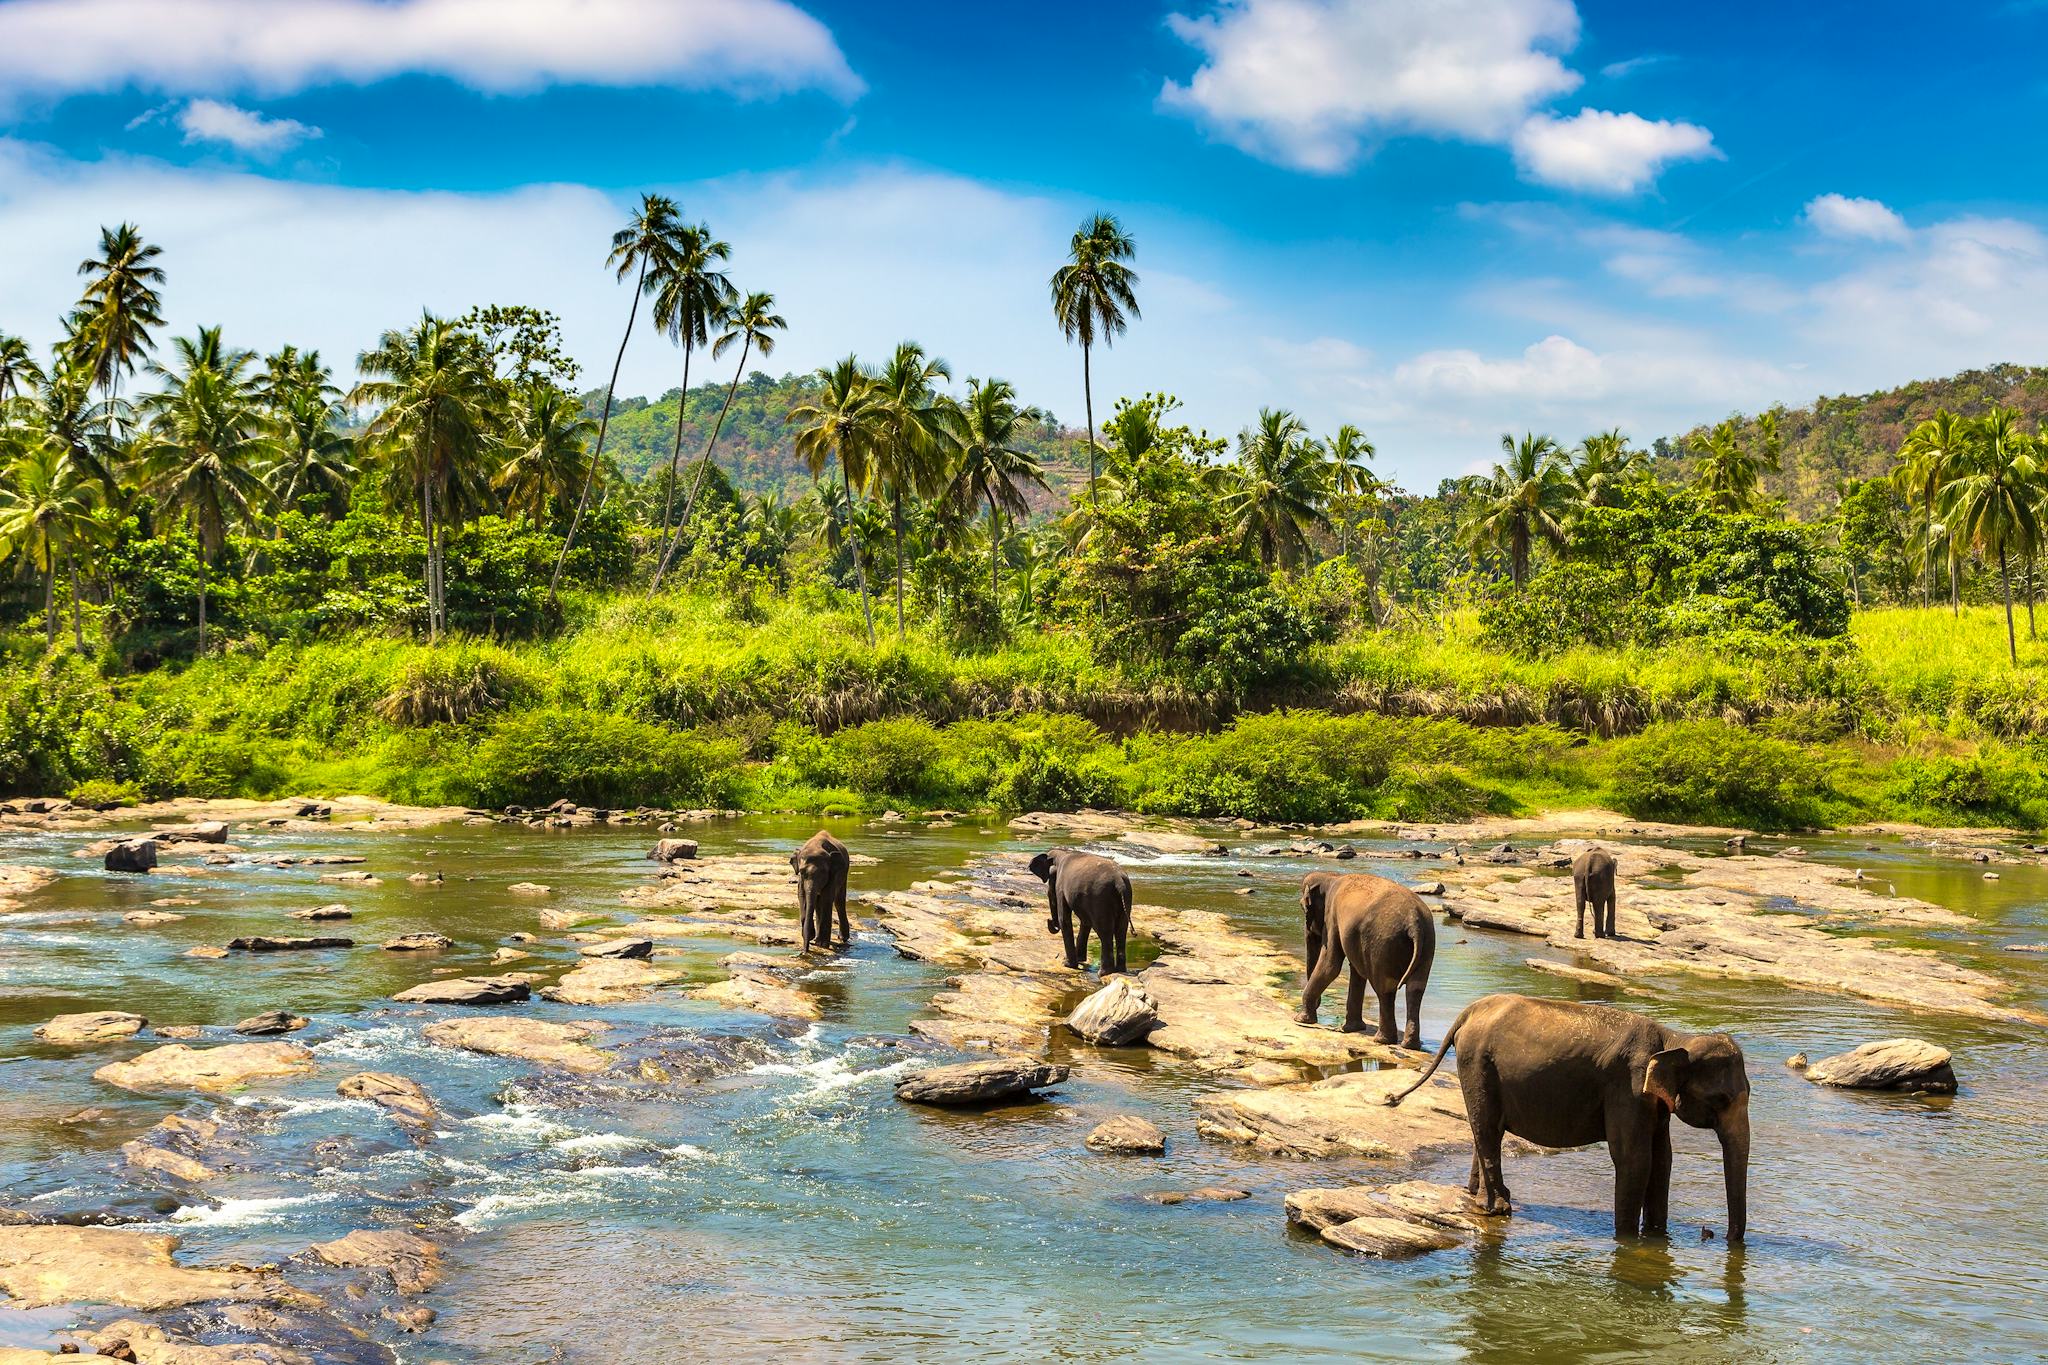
[1,813,2044,1363]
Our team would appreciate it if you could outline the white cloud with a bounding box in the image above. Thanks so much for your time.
[0,0,860,105]
[1511,109,1718,194]
[1598,54,1669,79]
[1159,0,1582,172]
[176,99,320,155]
[1802,193,1910,244]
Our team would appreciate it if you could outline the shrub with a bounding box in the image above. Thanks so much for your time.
[993,715,1126,811]
[68,777,141,807]
[467,708,742,808]
[1609,720,1833,830]
[825,717,948,798]
[374,644,541,726]
[1886,743,2048,830]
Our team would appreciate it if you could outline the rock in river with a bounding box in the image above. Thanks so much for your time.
[391,974,531,1006]
[1085,1115,1166,1153]
[0,1224,286,1309]
[895,1056,1069,1106]
[226,935,354,953]
[309,1228,441,1293]
[1287,1180,1511,1259]
[337,1071,437,1128]
[93,1042,315,1093]
[421,1017,612,1071]
[649,837,699,862]
[580,937,654,960]
[104,839,158,873]
[35,1010,146,1045]
[1065,975,1161,1046]
[289,903,352,921]
[382,932,453,952]
[1195,1068,1473,1160]
[1804,1039,1958,1094]
[233,1010,309,1036]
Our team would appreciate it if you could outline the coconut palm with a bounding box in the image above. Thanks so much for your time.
[1324,423,1377,554]
[789,356,886,643]
[947,377,1047,623]
[1895,409,1969,613]
[0,333,44,405]
[649,223,735,550]
[869,342,955,636]
[1941,407,2041,664]
[1050,214,1139,505]
[1691,418,1779,514]
[71,223,166,412]
[0,444,98,646]
[1460,432,1570,587]
[1225,408,1327,569]
[352,314,501,641]
[550,193,683,597]
[652,291,785,591]
[257,348,353,521]
[137,331,272,651]
[1568,428,1644,512]
[497,387,595,525]
[19,364,120,494]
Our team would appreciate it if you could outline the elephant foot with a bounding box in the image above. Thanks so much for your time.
[1482,1197,1512,1218]
[1340,1021,1369,1035]
[1574,930,1585,940]
[1293,1011,1318,1027]
[1400,1032,1422,1051]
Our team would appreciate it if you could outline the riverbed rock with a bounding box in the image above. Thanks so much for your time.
[507,882,551,896]
[184,945,229,959]
[105,839,159,873]
[288,904,352,921]
[1321,1215,1464,1258]
[895,1056,1069,1106]
[85,1319,311,1364]
[319,870,379,885]
[121,1114,229,1184]
[381,932,452,952]
[149,820,229,844]
[391,974,531,1006]
[580,937,653,960]
[1804,1039,1958,1093]
[649,838,699,862]
[232,1010,309,1036]
[336,1071,437,1128]
[686,952,822,1019]
[1085,1115,1165,1153]
[1008,810,1135,838]
[93,1042,315,1093]
[35,1011,146,1045]
[1287,1180,1512,1259]
[226,935,353,953]
[1195,1069,1472,1160]
[0,1224,283,1309]
[123,909,185,926]
[421,1017,612,1071]
[309,1228,441,1293]
[1064,976,1161,1045]
[541,958,682,1006]
[1146,1187,1250,1205]
[1119,829,1227,856]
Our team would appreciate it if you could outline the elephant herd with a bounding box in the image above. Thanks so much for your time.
[789,831,1749,1245]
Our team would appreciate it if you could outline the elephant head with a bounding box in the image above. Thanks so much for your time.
[1300,871,1343,965]
[1644,1030,1751,1242]
[1028,850,1059,934]
[1027,851,1057,883]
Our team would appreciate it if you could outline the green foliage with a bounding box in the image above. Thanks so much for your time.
[466,708,743,809]
[1610,720,1834,830]
[1886,741,2048,828]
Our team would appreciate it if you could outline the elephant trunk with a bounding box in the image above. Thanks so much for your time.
[1716,1093,1750,1244]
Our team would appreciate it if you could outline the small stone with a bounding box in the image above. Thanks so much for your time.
[1786,1052,1808,1070]
[121,910,184,926]
[290,904,353,921]
[1085,1115,1165,1153]
[183,945,229,959]
[1804,1039,1957,1093]
[232,1010,309,1036]
[382,932,453,952]
[895,1057,1069,1106]
[35,1011,147,1045]
[508,882,551,896]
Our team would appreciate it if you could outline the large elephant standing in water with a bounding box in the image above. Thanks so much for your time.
[1027,849,1131,975]
[1295,870,1435,1049]
[790,830,851,954]
[1387,993,1750,1242]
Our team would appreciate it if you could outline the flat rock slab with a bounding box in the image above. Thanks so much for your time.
[336,1071,437,1128]
[233,1010,309,1036]
[35,1011,146,1045]
[382,932,452,952]
[895,1056,1069,1106]
[581,938,653,959]
[1008,810,1139,837]
[541,958,683,1006]
[0,1224,286,1309]
[121,1114,229,1184]
[289,904,352,921]
[93,1042,315,1093]
[1287,1180,1520,1260]
[421,1017,613,1071]
[1066,976,1160,1045]
[687,952,822,1020]
[226,936,354,953]
[392,975,531,1006]
[1086,1115,1166,1153]
[122,910,185,926]
[309,1228,441,1293]
[1805,1038,1958,1093]
[1119,830,1228,856]
[1195,1069,1472,1160]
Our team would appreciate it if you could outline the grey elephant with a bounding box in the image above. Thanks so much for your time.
[1027,849,1131,975]
[789,830,851,954]
[1387,993,1750,1242]
[1574,847,1618,939]
[1295,870,1435,1049]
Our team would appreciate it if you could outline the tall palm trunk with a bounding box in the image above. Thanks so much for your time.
[1082,340,1097,507]
[422,472,439,644]
[652,342,694,564]
[41,564,54,646]
[840,460,876,645]
[2026,548,2038,641]
[550,256,649,599]
[987,493,1002,628]
[196,554,208,653]
[1999,544,2017,666]
[1951,554,1960,616]
[654,336,751,593]
[890,488,907,639]
[69,559,83,651]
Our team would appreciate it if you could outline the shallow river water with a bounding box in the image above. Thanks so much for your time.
[2,814,2046,1363]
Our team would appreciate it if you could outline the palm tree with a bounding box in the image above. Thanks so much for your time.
[1325,423,1376,554]
[138,330,271,651]
[649,223,735,551]
[0,334,44,405]
[21,364,120,494]
[1691,418,1779,514]
[1896,410,1969,612]
[1050,214,1139,505]
[1568,428,1643,512]
[790,356,886,643]
[352,314,501,641]
[948,377,1047,623]
[0,444,97,646]
[1941,407,2041,664]
[1460,432,1570,587]
[870,342,955,636]
[257,348,353,523]
[652,291,784,591]
[1226,408,1327,569]
[498,386,595,525]
[71,223,166,413]
[550,193,682,597]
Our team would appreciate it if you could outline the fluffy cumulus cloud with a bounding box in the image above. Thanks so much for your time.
[175,99,320,154]
[1803,193,1911,243]
[1511,109,1718,194]
[1160,0,1582,171]
[0,0,861,104]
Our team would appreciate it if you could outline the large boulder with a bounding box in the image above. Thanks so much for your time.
[391,975,531,1006]
[233,1010,309,1036]
[1085,1115,1166,1153]
[1804,1039,1958,1093]
[35,1011,146,1045]
[648,838,699,862]
[421,1017,611,1071]
[1064,976,1161,1046]
[309,1228,441,1293]
[92,1042,315,1093]
[895,1056,1069,1106]
[336,1071,437,1129]
[104,839,158,873]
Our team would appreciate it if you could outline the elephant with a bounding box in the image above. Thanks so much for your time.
[1027,849,1131,975]
[1386,993,1750,1243]
[789,830,851,954]
[1295,871,1435,1049]
[1574,847,1618,939]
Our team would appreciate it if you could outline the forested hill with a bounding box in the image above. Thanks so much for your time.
[1658,363,2048,516]
[587,371,1090,505]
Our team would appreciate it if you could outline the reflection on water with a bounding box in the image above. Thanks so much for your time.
[0,814,2045,1362]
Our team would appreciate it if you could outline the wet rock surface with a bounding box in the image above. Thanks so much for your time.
[541,957,682,1006]
[688,951,824,1020]
[1286,1180,1522,1259]
[335,1071,438,1129]
[35,1011,147,1045]
[1195,1070,1473,1160]
[308,1228,441,1294]
[421,1017,613,1071]
[1064,976,1161,1045]
[895,1056,1069,1105]
[1804,1039,1959,1093]
[93,1043,316,1094]
[231,1010,309,1036]
[0,1224,290,1309]
[1085,1115,1166,1153]
[390,975,531,1006]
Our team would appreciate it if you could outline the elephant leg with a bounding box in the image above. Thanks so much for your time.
[1467,1150,1484,1197]
[1401,978,1425,1051]
[1340,973,1372,1035]
[1462,1072,1512,1216]
[1367,983,1395,1042]
[1610,1126,1652,1239]
[1575,891,1587,939]
[1644,1114,1673,1236]
[1112,921,1128,975]
[797,889,815,953]
[835,882,851,948]
[1075,917,1094,973]
[1296,943,1344,1026]
[1057,904,1078,968]
[1604,894,1618,940]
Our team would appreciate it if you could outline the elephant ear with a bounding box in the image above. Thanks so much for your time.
[1643,1047,1689,1110]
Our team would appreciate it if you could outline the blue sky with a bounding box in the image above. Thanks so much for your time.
[3,0,2047,485]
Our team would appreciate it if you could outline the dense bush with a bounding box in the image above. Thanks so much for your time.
[466,708,743,809]
[1609,720,1834,830]
[1886,742,2048,828]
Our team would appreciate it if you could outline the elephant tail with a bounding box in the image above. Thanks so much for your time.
[1383,1003,1466,1107]
[1393,921,1426,991]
